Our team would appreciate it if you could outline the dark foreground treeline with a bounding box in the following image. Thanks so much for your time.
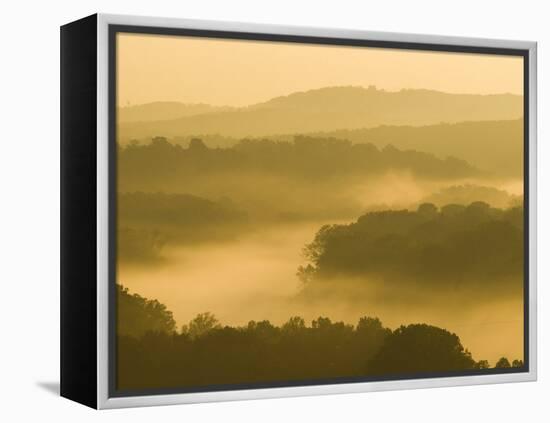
[116,286,523,391]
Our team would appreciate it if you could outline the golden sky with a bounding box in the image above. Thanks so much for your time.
[117,32,523,107]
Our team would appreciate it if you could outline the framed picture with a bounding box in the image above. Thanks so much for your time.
[60,13,537,409]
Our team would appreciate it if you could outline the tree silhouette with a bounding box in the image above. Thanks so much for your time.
[116,305,509,391]
[188,137,208,152]
[495,357,512,368]
[182,312,221,339]
[512,359,524,368]
[299,202,523,293]
[116,284,176,337]
[282,316,306,334]
[417,202,438,218]
[118,136,479,199]
[367,324,476,375]
[474,360,490,369]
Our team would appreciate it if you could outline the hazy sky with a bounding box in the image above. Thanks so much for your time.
[116,32,523,107]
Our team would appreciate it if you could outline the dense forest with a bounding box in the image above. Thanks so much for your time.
[116,285,523,391]
[154,120,522,179]
[119,136,479,189]
[129,119,522,183]
[117,136,482,229]
[298,201,523,294]
[116,136,520,265]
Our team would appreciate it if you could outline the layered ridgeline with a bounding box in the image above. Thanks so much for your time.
[148,120,523,179]
[118,86,522,141]
[116,86,525,379]
[118,136,479,222]
[119,136,479,188]
[117,137,524,263]
[301,119,524,178]
[118,88,524,179]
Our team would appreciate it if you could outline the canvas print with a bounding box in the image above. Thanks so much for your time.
[114,32,526,393]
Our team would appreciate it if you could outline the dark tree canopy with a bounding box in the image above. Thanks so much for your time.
[512,359,524,368]
[117,284,177,338]
[181,312,221,339]
[299,202,523,292]
[116,288,522,391]
[495,357,512,368]
[118,136,479,194]
[367,324,476,375]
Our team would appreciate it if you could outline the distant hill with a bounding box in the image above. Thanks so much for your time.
[118,86,522,140]
[309,119,524,178]
[118,101,234,123]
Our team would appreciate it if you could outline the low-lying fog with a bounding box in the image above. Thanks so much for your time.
[119,218,524,365]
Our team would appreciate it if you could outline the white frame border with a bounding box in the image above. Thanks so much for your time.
[96,13,537,409]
